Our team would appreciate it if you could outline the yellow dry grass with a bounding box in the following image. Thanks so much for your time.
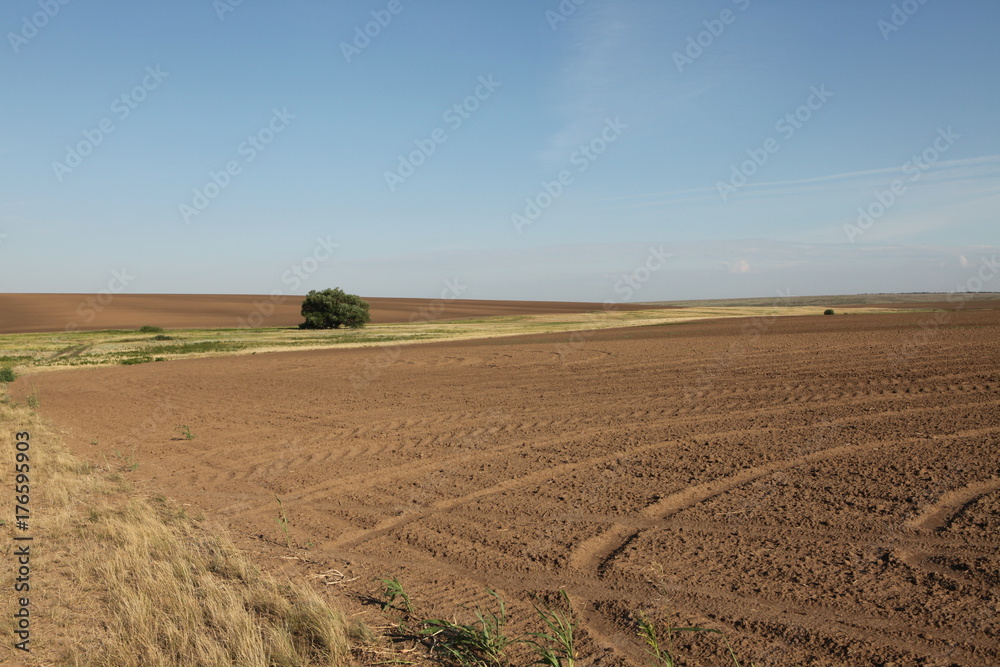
[0,395,354,666]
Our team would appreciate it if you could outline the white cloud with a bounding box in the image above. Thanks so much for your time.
[727,259,752,274]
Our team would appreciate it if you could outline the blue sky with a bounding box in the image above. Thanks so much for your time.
[2,0,998,302]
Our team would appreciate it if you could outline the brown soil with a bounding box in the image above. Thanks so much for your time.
[0,293,656,334]
[840,301,996,311]
[19,309,1000,665]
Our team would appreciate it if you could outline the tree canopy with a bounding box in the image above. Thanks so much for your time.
[299,288,371,329]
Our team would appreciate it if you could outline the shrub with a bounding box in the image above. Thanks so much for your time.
[0,367,16,383]
[299,288,371,329]
[139,325,165,333]
[823,309,835,315]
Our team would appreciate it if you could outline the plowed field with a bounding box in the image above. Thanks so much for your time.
[22,308,1000,665]
[0,293,656,334]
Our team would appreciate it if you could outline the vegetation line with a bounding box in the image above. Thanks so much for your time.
[0,393,355,665]
[0,306,904,373]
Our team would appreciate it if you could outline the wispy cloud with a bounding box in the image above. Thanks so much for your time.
[538,3,715,167]
[540,5,632,164]
[588,154,1000,208]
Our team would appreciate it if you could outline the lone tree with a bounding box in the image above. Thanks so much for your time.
[299,288,371,329]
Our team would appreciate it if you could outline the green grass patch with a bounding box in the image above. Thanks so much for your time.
[0,355,31,363]
[369,579,757,666]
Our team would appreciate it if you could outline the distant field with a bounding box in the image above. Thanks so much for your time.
[1,304,920,372]
[0,293,658,334]
[643,292,1000,308]
[3,292,996,336]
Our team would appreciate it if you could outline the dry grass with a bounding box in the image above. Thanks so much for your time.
[0,395,353,666]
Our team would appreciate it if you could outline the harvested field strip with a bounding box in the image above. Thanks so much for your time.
[1,305,914,372]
